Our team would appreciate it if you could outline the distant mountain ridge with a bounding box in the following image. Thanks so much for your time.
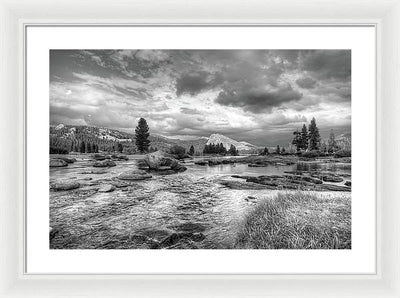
[50,124,259,154]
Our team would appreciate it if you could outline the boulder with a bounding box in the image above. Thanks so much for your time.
[118,170,152,181]
[113,155,129,161]
[173,164,187,173]
[231,175,253,180]
[144,151,179,170]
[194,160,208,166]
[136,159,149,170]
[285,175,323,184]
[248,163,267,167]
[222,159,235,164]
[51,181,80,191]
[98,184,116,193]
[142,151,187,174]
[50,159,68,167]
[220,180,272,190]
[344,181,352,187]
[320,184,351,192]
[53,156,76,163]
[322,176,344,183]
[92,154,107,160]
[93,160,116,167]
[208,160,222,166]
[80,170,108,174]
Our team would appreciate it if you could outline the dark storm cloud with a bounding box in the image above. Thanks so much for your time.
[296,77,317,89]
[175,71,215,96]
[215,85,303,113]
[300,50,351,80]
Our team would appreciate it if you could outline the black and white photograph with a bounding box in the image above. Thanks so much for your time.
[49,49,351,250]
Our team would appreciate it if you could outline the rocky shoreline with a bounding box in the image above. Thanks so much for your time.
[222,172,351,192]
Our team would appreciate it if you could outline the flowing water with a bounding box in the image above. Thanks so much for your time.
[50,155,351,249]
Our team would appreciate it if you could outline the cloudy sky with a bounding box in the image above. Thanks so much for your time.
[50,50,351,146]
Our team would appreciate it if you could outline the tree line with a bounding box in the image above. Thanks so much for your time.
[203,143,239,156]
[50,135,127,154]
[290,117,350,156]
[291,117,321,152]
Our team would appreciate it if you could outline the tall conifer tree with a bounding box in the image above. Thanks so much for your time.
[135,118,150,153]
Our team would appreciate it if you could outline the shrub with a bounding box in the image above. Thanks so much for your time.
[169,145,186,159]
[50,147,69,154]
[300,150,320,158]
[334,149,351,158]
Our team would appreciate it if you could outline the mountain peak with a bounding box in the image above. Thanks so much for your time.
[207,133,258,152]
[208,133,226,139]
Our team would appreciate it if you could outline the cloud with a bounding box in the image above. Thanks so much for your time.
[180,107,202,115]
[300,50,351,80]
[50,50,351,146]
[215,84,303,113]
[175,71,217,96]
[265,113,308,126]
[296,77,317,89]
[135,50,169,62]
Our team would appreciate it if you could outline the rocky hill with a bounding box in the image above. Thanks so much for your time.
[207,133,259,154]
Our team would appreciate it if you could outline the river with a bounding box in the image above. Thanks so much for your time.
[49,155,351,249]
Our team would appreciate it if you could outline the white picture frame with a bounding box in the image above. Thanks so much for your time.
[0,0,399,297]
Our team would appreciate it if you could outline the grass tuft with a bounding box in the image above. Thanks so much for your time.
[235,192,351,249]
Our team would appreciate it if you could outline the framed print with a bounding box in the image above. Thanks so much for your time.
[25,25,375,275]
[0,0,400,297]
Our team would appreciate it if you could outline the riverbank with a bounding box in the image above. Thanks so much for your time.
[235,192,351,249]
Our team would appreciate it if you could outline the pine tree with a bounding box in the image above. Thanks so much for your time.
[210,143,215,154]
[308,117,321,151]
[321,140,327,153]
[300,124,309,150]
[281,147,286,154]
[135,118,150,153]
[80,141,86,153]
[86,142,92,153]
[218,143,226,154]
[263,147,269,155]
[328,130,336,153]
[203,144,208,154]
[118,143,123,153]
[189,145,195,155]
[292,129,302,151]
[92,143,96,153]
[221,144,227,154]
[276,145,281,154]
[228,144,238,156]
